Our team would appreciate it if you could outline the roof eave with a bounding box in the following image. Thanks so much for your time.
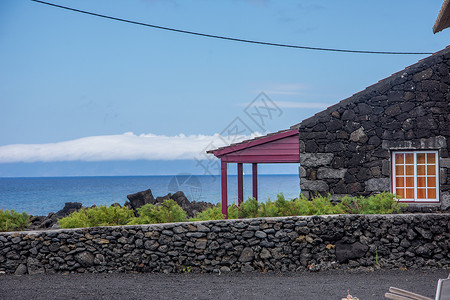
[433,0,450,33]
[207,129,299,157]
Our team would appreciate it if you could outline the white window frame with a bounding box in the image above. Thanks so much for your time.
[391,150,440,203]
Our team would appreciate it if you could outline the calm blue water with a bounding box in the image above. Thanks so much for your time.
[0,175,300,216]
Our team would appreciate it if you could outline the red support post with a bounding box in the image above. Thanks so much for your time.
[221,160,228,219]
[252,163,258,201]
[237,163,243,206]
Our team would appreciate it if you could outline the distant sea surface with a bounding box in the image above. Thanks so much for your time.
[0,175,300,216]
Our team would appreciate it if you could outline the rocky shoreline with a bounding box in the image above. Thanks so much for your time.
[26,189,213,231]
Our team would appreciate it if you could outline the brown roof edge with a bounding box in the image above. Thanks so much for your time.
[206,128,298,156]
[290,45,450,130]
[434,0,450,33]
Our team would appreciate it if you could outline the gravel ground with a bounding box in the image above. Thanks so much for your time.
[0,268,448,300]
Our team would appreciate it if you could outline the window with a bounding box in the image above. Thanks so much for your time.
[392,151,439,202]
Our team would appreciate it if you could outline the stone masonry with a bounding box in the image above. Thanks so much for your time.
[0,214,449,275]
[292,46,450,209]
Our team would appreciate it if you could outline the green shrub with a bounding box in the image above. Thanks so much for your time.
[337,196,363,214]
[237,197,259,218]
[227,204,239,219]
[337,192,405,214]
[190,203,246,221]
[296,195,317,215]
[258,199,281,217]
[58,209,91,229]
[58,204,135,229]
[225,193,343,219]
[310,194,344,215]
[366,192,405,214]
[272,193,290,216]
[0,209,30,232]
[93,204,135,226]
[128,199,186,225]
[189,204,224,221]
[219,192,401,220]
[58,192,405,229]
[258,194,304,217]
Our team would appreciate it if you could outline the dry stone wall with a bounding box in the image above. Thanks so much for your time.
[1,214,449,275]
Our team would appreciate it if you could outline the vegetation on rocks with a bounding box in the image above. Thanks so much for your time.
[57,204,135,229]
[187,192,404,221]
[128,199,187,225]
[338,193,405,215]
[0,209,30,232]
[58,199,187,228]
[6,192,406,230]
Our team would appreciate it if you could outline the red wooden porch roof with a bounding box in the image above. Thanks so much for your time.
[207,129,299,163]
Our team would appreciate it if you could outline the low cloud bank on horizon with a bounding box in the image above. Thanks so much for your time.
[0,132,260,163]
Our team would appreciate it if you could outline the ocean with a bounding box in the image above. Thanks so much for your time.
[0,174,300,216]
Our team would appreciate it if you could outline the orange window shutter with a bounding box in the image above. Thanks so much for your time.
[394,151,438,202]
[427,165,436,175]
[417,188,426,199]
[417,165,426,176]
[417,153,426,164]
[395,153,404,164]
[396,177,405,187]
[417,176,426,188]
[406,165,414,176]
[405,153,414,164]
[405,189,415,199]
[396,166,404,175]
[405,177,414,188]
[428,188,436,199]
[427,153,436,164]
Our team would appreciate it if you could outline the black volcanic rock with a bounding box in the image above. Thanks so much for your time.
[27,202,83,231]
[155,193,171,204]
[170,191,213,219]
[127,189,213,219]
[55,202,82,218]
[335,241,369,263]
[126,189,156,210]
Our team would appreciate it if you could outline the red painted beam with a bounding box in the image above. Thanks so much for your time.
[221,155,300,163]
[252,163,258,201]
[211,129,298,157]
[221,160,228,219]
[234,143,299,151]
[237,163,243,206]
[232,148,299,156]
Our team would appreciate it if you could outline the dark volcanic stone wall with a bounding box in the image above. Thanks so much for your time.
[292,47,450,209]
[0,214,449,275]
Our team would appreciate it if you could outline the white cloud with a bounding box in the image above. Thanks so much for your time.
[0,132,260,163]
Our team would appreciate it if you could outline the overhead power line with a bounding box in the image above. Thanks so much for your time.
[31,0,433,55]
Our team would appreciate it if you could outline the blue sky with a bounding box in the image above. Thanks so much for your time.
[0,0,449,177]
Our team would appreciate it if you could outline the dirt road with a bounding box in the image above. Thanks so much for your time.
[0,268,448,299]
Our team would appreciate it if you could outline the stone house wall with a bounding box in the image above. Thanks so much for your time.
[0,214,449,275]
[292,47,450,209]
